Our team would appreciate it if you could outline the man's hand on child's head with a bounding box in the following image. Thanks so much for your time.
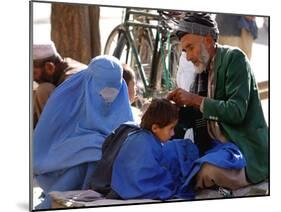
[167,88,203,110]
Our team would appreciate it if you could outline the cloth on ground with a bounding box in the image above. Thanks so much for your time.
[49,190,104,202]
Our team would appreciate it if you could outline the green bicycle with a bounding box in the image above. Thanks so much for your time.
[104,8,182,98]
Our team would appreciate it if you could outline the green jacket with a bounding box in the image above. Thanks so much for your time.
[203,45,268,183]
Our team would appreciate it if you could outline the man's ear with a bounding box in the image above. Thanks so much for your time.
[204,35,214,48]
[44,62,56,76]
[151,124,159,134]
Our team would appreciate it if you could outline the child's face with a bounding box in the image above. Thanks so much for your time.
[152,120,178,143]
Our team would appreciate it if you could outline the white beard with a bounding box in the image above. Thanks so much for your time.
[193,43,210,74]
[193,63,205,74]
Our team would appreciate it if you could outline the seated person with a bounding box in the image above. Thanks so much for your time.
[169,13,268,190]
[122,64,142,123]
[33,55,134,209]
[110,99,199,200]
[33,41,87,127]
[122,64,137,104]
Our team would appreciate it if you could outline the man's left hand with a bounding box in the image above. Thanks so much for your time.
[167,88,204,110]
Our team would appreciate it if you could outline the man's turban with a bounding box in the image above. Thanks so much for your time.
[174,13,219,41]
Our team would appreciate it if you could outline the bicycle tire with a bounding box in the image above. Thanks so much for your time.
[106,25,154,86]
[113,33,130,60]
[113,29,153,76]
[112,32,151,109]
[104,25,128,57]
[136,29,154,81]
[155,36,181,91]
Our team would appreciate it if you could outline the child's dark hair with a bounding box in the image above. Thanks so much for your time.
[140,98,179,130]
[122,64,135,85]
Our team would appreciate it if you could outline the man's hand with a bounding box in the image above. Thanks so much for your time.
[167,88,204,110]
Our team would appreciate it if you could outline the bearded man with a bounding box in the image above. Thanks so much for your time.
[168,13,268,191]
[33,41,87,127]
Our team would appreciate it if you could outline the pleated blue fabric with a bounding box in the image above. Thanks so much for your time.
[33,55,134,209]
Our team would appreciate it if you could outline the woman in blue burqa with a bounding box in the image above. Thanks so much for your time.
[33,55,134,209]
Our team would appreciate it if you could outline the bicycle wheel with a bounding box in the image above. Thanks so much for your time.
[106,25,155,90]
[104,25,131,63]
[155,36,181,92]
[137,29,154,80]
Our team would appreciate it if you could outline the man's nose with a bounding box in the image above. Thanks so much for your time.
[186,52,193,61]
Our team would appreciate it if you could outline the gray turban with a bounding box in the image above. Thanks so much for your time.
[174,13,219,41]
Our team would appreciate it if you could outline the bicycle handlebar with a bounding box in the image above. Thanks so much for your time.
[127,9,160,20]
[125,8,180,30]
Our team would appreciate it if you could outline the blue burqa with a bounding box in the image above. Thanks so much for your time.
[33,55,134,209]
[111,129,199,200]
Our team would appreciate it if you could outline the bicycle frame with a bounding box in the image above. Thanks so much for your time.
[124,9,161,95]
[104,8,180,97]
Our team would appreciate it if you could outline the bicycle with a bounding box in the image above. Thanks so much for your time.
[104,8,183,99]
